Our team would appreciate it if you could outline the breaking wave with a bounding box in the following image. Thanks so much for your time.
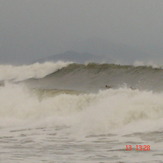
[0,61,163,163]
[0,61,71,81]
[0,83,163,137]
[0,62,163,137]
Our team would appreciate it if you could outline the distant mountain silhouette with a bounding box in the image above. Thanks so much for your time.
[72,38,150,64]
[37,51,111,63]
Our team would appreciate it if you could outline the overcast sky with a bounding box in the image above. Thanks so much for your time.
[0,0,163,64]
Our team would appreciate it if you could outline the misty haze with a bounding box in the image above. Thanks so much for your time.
[0,0,163,65]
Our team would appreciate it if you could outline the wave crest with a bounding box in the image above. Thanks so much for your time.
[0,61,71,81]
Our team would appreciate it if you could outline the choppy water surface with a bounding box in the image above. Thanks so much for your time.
[1,126,163,163]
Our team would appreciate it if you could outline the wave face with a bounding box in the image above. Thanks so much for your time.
[26,63,163,92]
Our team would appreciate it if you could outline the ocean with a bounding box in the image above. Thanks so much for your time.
[0,61,163,163]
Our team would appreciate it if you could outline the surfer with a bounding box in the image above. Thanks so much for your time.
[0,81,4,87]
[105,85,111,89]
[130,86,136,90]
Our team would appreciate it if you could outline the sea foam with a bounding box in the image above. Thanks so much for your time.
[0,83,163,137]
[0,61,71,81]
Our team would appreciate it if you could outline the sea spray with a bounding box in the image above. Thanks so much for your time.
[0,83,163,137]
[0,61,71,81]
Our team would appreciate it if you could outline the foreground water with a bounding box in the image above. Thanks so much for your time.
[1,125,163,163]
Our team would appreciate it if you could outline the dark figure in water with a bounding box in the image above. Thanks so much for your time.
[130,86,136,90]
[0,81,4,87]
[105,85,111,89]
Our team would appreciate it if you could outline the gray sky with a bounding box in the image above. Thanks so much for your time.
[0,0,163,64]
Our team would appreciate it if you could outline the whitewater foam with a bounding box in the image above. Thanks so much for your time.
[1,83,163,137]
[133,60,162,68]
[0,61,71,81]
